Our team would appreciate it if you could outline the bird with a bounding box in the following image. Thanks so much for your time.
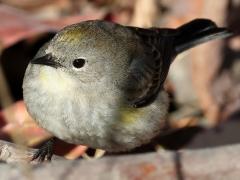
[22,18,232,161]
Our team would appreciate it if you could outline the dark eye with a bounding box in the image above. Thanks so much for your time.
[73,58,85,69]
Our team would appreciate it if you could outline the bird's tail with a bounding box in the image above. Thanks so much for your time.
[174,19,232,54]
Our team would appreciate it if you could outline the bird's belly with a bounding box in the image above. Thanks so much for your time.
[24,87,169,152]
[23,65,169,152]
[25,89,117,147]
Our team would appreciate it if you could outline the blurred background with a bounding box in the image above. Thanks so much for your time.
[0,0,239,159]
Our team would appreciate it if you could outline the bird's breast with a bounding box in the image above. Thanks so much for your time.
[23,65,169,152]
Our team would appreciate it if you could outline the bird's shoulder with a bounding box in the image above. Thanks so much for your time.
[123,26,177,108]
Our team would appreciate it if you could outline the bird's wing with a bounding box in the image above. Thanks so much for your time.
[124,19,232,108]
[125,27,177,108]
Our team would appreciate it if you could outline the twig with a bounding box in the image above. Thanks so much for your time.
[1,139,240,179]
[0,140,64,164]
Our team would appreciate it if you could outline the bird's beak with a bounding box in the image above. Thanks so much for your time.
[31,54,62,68]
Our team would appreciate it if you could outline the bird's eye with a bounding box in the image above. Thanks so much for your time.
[73,58,85,69]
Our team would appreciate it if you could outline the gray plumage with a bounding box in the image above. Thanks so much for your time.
[23,19,232,153]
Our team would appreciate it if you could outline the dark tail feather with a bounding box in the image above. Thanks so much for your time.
[174,19,232,54]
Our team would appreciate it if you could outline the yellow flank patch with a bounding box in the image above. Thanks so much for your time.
[120,107,145,124]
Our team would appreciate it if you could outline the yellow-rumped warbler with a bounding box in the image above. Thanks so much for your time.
[22,19,232,161]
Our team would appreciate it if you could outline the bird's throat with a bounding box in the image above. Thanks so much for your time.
[39,66,75,94]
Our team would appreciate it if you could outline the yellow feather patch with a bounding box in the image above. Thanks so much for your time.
[120,107,145,124]
[39,67,74,93]
[58,29,84,43]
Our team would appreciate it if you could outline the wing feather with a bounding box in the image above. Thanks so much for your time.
[126,27,177,108]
